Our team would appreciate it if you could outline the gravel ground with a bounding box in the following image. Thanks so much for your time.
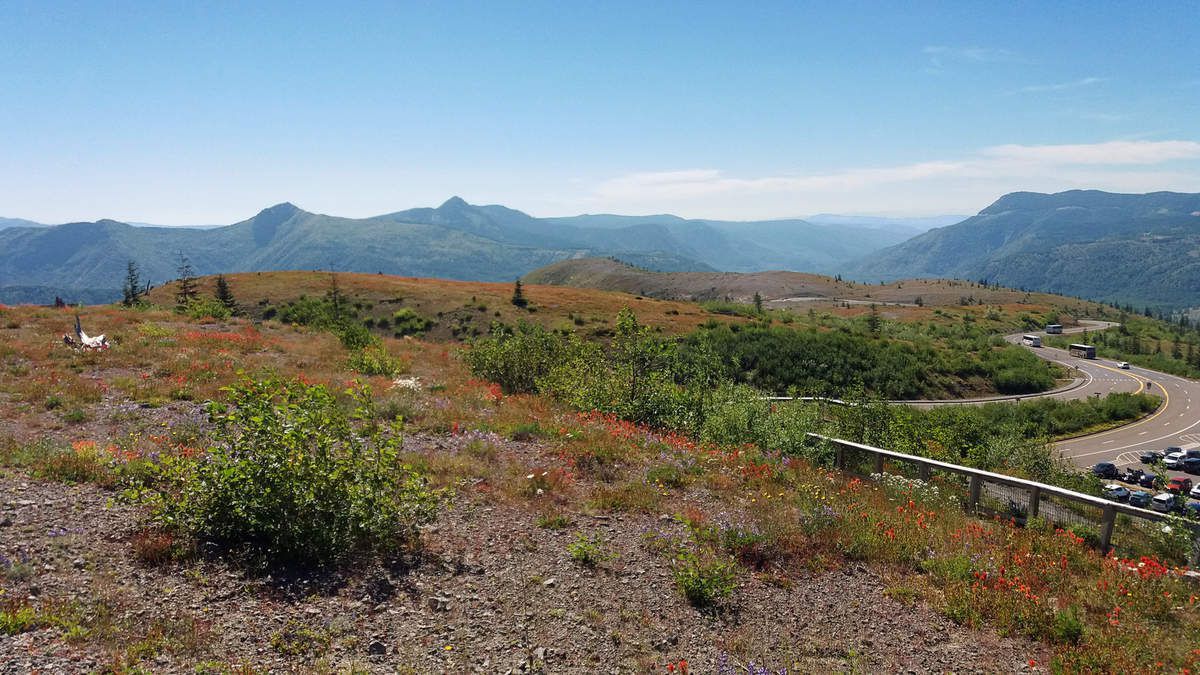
[1,433,1049,673]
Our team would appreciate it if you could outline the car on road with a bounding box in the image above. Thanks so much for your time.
[1140,449,1165,464]
[1184,457,1200,474]
[1129,490,1153,508]
[1190,484,1200,500]
[1103,484,1131,501]
[1186,502,1200,519]
[1091,462,1119,479]
[1164,451,1187,470]
[1118,361,1130,369]
[1152,493,1180,513]
[1166,477,1193,494]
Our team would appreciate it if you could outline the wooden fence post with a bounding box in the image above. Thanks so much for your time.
[918,464,931,482]
[1100,504,1116,553]
[873,452,884,475]
[969,476,982,510]
[1028,486,1042,520]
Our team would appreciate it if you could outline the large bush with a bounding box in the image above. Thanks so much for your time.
[157,377,438,565]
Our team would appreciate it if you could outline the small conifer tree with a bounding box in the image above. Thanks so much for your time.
[215,274,239,314]
[122,260,143,307]
[175,252,199,310]
[511,279,528,308]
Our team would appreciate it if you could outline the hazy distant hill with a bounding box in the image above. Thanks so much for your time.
[805,213,966,236]
[0,197,909,304]
[844,190,1200,309]
[0,217,46,230]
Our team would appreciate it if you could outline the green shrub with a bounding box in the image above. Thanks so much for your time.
[391,309,434,337]
[156,377,439,566]
[1052,606,1084,644]
[672,550,737,608]
[347,344,408,377]
[567,533,606,567]
[185,297,232,321]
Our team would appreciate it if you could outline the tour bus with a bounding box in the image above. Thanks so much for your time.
[1068,343,1096,359]
[1021,334,1042,347]
[1045,324,1063,334]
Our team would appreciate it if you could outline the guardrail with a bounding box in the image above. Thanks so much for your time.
[806,433,1200,565]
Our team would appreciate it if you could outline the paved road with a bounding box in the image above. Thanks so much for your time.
[1014,323,1200,487]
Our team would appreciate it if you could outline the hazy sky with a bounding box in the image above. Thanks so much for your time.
[2,1,1198,224]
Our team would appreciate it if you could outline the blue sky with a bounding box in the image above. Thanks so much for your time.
[2,1,1198,224]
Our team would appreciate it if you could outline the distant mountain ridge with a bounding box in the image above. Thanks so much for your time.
[843,190,1200,309]
[0,197,912,304]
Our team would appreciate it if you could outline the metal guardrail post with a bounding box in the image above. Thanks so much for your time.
[969,476,982,510]
[1028,486,1042,519]
[1100,504,1116,553]
[873,452,884,475]
[834,444,845,469]
[918,463,931,481]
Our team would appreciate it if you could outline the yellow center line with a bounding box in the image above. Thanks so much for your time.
[1058,365,1168,444]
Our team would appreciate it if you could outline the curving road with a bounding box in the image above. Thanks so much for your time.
[1013,322,1200,481]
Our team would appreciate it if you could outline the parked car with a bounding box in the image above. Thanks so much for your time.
[1166,477,1193,494]
[1164,452,1187,470]
[1165,446,1183,454]
[1139,472,1164,489]
[1140,449,1165,465]
[1129,490,1153,508]
[1118,361,1130,369]
[1191,483,1200,500]
[1183,457,1200,474]
[1103,484,1131,502]
[1185,448,1200,459]
[1185,502,1200,519]
[1091,462,1119,479]
[1151,492,1179,513]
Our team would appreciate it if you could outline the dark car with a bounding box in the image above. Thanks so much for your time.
[1185,502,1200,519]
[1166,477,1194,494]
[1140,450,1165,465]
[1129,490,1153,508]
[1122,468,1146,484]
[1139,472,1164,489]
[1183,457,1200,474]
[1091,462,1119,479]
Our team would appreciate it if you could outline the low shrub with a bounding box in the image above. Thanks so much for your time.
[672,550,737,608]
[155,376,439,566]
[347,344,408,377]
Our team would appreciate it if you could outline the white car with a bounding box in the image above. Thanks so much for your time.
[1151,492,1178,513]
[1117,361,1130,369]
[1164,452,1187,470]
[1190,483,1200,500]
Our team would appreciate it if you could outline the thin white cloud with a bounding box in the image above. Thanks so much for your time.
[981,140,1200,165]
[923,45,1019,63]
[1016,77,1106,93]
[584,140,1200,218]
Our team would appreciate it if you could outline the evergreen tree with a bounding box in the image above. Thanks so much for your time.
[175,252,199,310]
[753,292,763,314]
[511,279,528,308]
[122,261,143,307]
[215,274,239,314]
[866,304,882,336]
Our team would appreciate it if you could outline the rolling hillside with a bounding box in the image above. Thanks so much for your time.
[524,257,1106,315]
[0,198,912,304]
[844,190,1200,309]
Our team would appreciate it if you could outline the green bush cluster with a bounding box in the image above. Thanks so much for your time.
[347,344,408,377]
[183,297,232,321]
[155,377,438,566]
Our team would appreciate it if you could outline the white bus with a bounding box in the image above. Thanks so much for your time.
[1021,334,1042,347]
[1045,324,1063,334]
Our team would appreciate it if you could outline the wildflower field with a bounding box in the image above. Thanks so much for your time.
[0,275,1195,672]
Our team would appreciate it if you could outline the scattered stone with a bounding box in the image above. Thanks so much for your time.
[542,578,556,588]
[368,639,387,655]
